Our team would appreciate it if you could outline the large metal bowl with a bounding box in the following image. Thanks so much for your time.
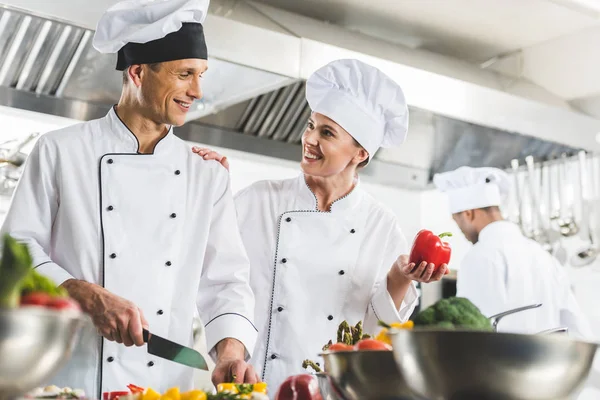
[390,328,598,400]
[0,307,89,400]
[320,350,416,400]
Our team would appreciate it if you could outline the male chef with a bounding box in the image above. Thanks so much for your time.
[433,166,593,338]
[0,0,258,396]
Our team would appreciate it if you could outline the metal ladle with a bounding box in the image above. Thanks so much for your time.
[571,151,598,267]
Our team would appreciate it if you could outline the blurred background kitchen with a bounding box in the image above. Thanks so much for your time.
[2,0,600,387]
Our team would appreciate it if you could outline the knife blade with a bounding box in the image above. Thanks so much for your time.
[143,329,208,370]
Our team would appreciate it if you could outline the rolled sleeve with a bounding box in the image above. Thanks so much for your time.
[205,313,258,361]
[35,261,75,286]
[366,280,418,329]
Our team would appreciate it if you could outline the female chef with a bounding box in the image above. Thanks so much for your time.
[193,59,447,393]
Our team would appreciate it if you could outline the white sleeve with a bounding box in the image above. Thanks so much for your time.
[363,222,418,333]
[456,250,508,317]
[0,136,74,285]
[197,167,257,361]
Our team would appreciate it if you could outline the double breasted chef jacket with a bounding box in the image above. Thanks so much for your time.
[234,174,418,393]
[0,107,257,396]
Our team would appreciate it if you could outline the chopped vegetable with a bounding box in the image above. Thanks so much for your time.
[0,234,33,308]
[412,297,492,331]
[375,320,414,345]
[20,268,68,297]
[302,359,322,373]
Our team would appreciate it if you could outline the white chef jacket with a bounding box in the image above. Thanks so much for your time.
[457,220,593,339]
[234,174,418,395]
[0,107,257,397]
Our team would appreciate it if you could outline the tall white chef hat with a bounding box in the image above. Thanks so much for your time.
[92,0,210,71]
[433,166,511,214]
[305,59,409,159]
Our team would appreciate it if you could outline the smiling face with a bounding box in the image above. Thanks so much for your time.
[128,58,208,126]
[300,112,369,178]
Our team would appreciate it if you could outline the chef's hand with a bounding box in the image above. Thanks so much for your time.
[394,254,448,283]
[212,338,259,386]
[192,146,229,171]
[61,279,149,347]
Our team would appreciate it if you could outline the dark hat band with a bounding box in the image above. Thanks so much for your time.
[116,22,207,71]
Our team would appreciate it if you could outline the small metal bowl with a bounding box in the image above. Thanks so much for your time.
[320,350,416,400]
[0,307,89,400]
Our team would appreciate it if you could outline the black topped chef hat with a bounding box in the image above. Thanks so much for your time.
[92,0,209,71]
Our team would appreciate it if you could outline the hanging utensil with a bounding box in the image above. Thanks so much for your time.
[557,153,579,237]
[571,151,598,267]
[547,161,567,264]
[0,133,38,167]
[525,155,551,251]
[510,159,523,232]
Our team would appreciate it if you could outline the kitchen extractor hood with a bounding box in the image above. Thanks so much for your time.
[0,0,595,189]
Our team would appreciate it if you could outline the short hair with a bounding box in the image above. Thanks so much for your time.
[122,63,162,84]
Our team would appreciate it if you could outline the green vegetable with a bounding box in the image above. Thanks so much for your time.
[412,297,492,331]
[20,269,67,297]
[0,234,34,308]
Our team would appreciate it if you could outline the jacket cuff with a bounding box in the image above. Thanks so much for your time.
[370,280,419,323]
[35,261,75,286]
[204,313,258,362]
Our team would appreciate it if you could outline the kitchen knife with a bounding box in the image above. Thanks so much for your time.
[143,328,208,370]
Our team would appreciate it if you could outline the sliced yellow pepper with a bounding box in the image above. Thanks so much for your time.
[142,388,161,400]
[252,382,268,394]
[216,383,238,394]
[181,391,206,400]
[376,320,414,345]
[164,388,180,400]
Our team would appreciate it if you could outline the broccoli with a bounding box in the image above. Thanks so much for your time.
[0,234,33,308]
[412,297,492,331]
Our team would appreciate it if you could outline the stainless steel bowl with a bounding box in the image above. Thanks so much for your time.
[390,328,598,400]
[0,307,89,400]
[320,350,416,400]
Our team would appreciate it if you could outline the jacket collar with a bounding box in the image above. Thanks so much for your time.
[479,220,521,243]
[295,174,364,213]
[105,105,175,155]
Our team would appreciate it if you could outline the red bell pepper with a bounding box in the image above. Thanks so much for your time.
[127,384,145,394]
[409,230,452,271]
[275,374,323,400]
[103,391,130,400]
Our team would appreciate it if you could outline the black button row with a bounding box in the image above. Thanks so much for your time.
[106,356,155,367]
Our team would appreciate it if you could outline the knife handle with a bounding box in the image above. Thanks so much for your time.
[143,328,150,343]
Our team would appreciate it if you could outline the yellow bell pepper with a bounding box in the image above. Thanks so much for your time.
[216,383,238,394]
[252,383,268,394]
[163,388,180,400]
[142,388,161,400]
[376,320,414,345]
[180,390,206,400]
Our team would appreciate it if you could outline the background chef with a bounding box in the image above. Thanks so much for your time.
[194,58,448,395]
[0,0,258,396]
[433,166,593,338]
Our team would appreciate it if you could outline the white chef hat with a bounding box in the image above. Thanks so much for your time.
[305,59,409,159]
[433,166,511,214]
[92,0,210,71]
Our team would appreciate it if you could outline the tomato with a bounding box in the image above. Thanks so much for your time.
[275,374,323,400]
[20,292,52,306]
[103,391,130,400]
[354,338,392,351]
[47,297,81,311]
[326,343,354,352]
